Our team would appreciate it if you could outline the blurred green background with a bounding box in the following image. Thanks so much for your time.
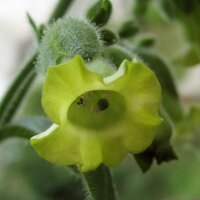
[0,0,200,199]
[1,136,200,200]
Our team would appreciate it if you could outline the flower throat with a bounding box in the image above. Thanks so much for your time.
[67,90,126,129]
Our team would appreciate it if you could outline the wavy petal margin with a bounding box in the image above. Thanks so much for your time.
[31,56,161,172]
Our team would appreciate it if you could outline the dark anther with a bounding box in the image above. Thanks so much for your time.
[77,98,84,105]
[97,98,109,111]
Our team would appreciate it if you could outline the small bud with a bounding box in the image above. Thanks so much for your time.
[101,29,117,45]
[87,0,112,26]
[37,17,103,74]
[119,20,139,38]
[135,35,155,48]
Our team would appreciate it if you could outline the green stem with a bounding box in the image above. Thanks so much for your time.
[82,165,118,200]
[0,0,74,125]
[0,53,37,125]
[0,124,35,141]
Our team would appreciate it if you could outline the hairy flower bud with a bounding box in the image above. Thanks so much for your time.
[37,17,103,74]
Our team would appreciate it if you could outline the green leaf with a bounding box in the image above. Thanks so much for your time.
[119,20,139,38]
[0,116,51,142]
[161,91,183,123]
[0,125,35,141]
[14,116,52,133]
[134,49,178,97]
[87,0,112,26]
[27,13,40,42]
[101,29,118,46]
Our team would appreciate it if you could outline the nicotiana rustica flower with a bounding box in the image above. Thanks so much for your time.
[30,55,161,172]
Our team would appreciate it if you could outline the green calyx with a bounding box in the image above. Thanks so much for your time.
[68,90,125,129]
[86,57,116,76]
[37,17,103,74]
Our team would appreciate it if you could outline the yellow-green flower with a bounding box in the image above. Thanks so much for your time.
[30,55,161,172]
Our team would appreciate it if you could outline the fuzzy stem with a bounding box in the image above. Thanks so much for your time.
[0,0,74,125]
[0,53,37,125]
[0,124,35,142]
[82,165,118,200]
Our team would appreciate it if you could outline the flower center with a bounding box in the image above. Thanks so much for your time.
[94,98,109,112]
[67,90,126,129]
